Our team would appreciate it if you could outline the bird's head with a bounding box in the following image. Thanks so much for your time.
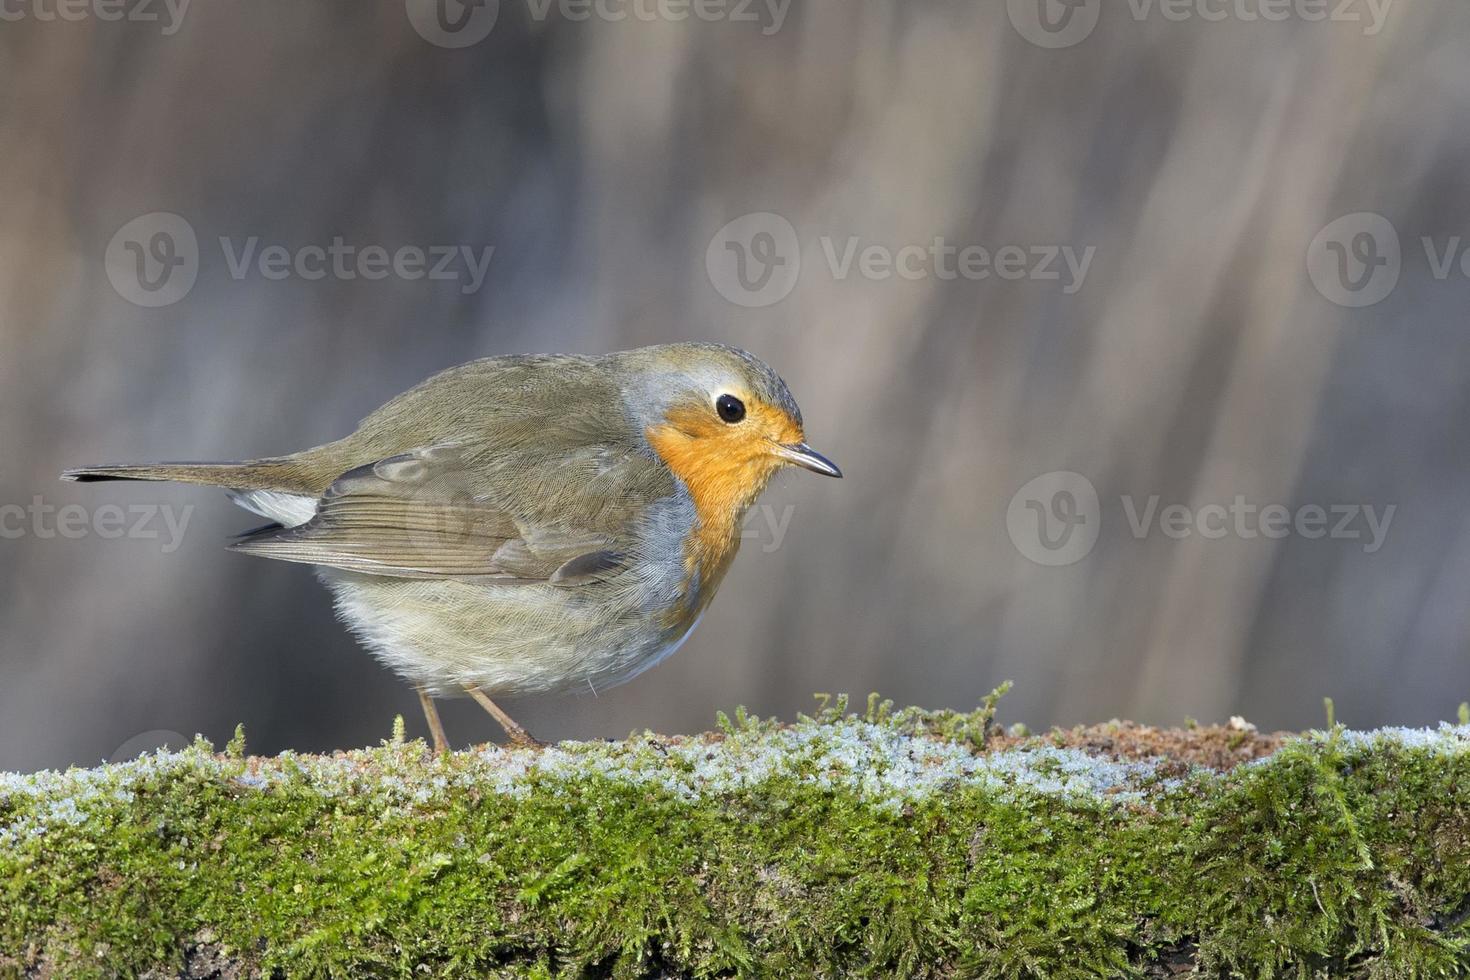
[622,344,840,523]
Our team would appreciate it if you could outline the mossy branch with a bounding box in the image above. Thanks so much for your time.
[4,694,1470,978]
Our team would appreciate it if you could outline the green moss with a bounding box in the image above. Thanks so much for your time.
[3,699,1469,979]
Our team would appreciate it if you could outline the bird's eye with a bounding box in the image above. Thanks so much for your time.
[715,394,746,423]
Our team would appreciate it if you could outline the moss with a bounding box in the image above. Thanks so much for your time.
[3,696,1470,979]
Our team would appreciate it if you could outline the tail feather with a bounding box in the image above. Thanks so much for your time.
[61,460,313,493]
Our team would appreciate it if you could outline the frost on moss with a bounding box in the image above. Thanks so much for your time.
[3,696,1470,979]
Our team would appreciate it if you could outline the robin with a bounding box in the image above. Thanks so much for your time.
[63,343,841,752]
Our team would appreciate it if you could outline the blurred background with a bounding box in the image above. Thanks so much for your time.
[4,0,1469,772]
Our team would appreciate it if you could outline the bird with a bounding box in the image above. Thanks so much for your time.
[62,343,841,752]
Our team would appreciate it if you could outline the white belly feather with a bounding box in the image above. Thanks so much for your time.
[227,488,318,527]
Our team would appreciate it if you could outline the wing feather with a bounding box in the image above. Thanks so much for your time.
[230,444,655,583]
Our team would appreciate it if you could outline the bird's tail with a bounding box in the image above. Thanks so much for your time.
[61,459,307,492]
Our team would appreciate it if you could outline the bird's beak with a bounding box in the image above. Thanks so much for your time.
[773,441,843,478]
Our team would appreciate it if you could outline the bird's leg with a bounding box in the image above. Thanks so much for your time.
[463,684,542,748]
[417,688,451,756]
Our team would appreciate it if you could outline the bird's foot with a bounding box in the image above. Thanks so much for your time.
[504,726,544,750]
[463,684,544,749]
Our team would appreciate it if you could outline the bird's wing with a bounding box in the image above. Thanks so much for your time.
[230,443,670,583]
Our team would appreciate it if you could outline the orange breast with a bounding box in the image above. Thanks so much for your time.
[645,410,788,597]
[646,400,803,616]
[645,426,751,592]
